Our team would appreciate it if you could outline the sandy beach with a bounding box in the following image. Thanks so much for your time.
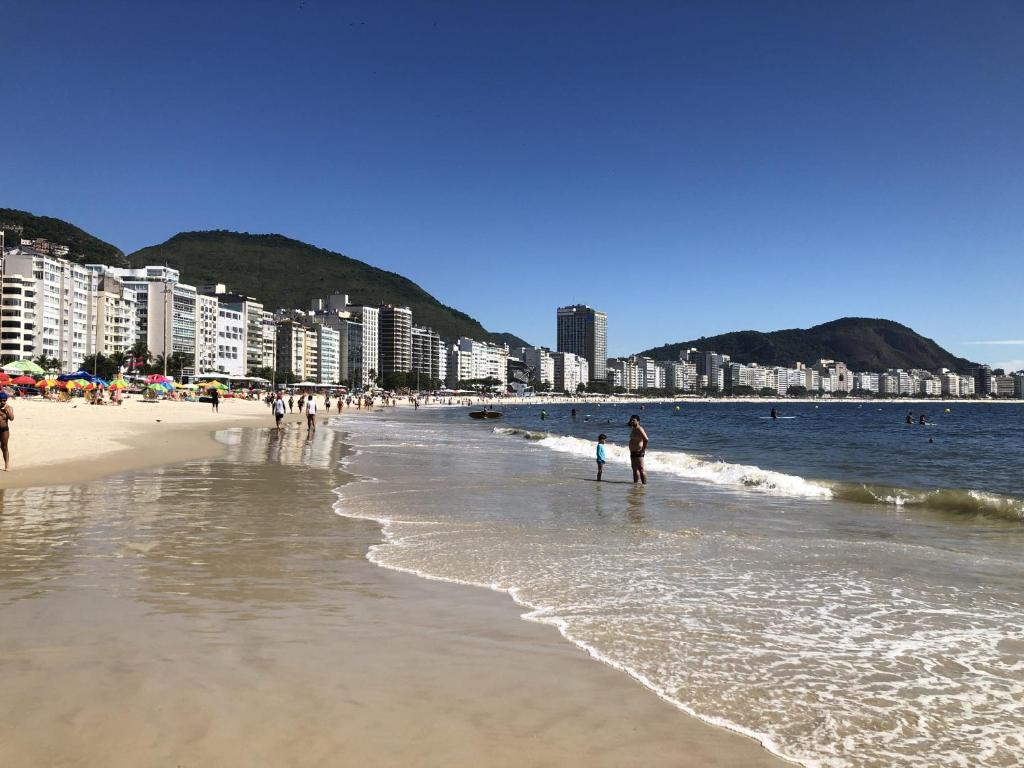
[0,402,790,767]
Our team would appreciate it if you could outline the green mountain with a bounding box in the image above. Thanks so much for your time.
[0,208,127,267]
[129,230,523,345]
[639,318,975,373]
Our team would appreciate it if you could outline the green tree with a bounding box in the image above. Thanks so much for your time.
[786,385,808,397]
[758,387,778,397]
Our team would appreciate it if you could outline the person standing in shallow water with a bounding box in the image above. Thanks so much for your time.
[596,433,607,481]
[627,414,649,485]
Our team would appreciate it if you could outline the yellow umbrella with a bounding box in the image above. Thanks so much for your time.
[36,378,59,388]
[108,379,128,390]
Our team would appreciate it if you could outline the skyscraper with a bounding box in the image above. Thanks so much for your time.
[556,304,607,382]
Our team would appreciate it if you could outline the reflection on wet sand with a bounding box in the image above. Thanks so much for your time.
[0,420,789,768]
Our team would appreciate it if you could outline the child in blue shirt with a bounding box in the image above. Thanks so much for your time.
[596,433,607,481]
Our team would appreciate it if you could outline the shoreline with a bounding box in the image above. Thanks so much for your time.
[0,409,793,766]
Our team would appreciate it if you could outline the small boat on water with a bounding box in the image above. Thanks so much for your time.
[469,410,502,420]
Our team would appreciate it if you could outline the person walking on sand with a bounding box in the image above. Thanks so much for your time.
[0,391,14,470]
[596,433,607,481]
[305,392,317,433]
[288,394,294,413]
[211,387,220,413]
[273,391,286,432]
[627,414,649,485]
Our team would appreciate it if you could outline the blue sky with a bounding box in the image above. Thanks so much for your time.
[3,1,1022,368]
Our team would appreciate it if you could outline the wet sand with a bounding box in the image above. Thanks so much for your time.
[0,423,789,767]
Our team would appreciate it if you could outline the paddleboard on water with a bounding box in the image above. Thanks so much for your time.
[759,416,797,419]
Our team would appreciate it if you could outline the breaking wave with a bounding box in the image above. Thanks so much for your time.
[495,427,1024,521]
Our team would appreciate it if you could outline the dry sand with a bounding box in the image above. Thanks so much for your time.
[0,396,275,488]
[0,402,792,767]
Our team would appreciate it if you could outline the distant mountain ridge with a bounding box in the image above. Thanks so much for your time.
[129,230,527,346]
[0,207,127,266]
[638,318,975,373]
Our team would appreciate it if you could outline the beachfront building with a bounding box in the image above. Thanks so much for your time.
[516,346,555,388]
[275,319,319,381]
[992,375,1016,397]
[316,323,340,384]
[5,248,95,370]
[214,305,246,376]
[411,326,443,383]
[552,351,589,393]
[447,336,509,388]
[664,360,697,393]
[556,304,607,382]
[607,357,641,391]
[853,372,880,393]
[378,305,413,375]
[199,286,268,376]
[92,274,138,357]
[195,293,219,375]
[98,265,198,376]
[692,350,729,391]
[0,271,37,361]
[968,364,993,395]
[774,366,807,395]
[260,310,277,372]
[635,356,665,390]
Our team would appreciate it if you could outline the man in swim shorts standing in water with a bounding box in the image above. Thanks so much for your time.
[628,414,648,484]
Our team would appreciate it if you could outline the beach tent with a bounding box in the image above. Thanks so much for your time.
[4,360,45,376]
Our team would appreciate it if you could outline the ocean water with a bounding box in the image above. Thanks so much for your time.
[333,402,1024,768]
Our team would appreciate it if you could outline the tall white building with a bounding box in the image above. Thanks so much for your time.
[198,286,267,376]
[316,323,340,384]
[447,337,509,388]
[214,305,246,376]
[552,351,589,393]
[516,347,555,387]
[195,293,219,375]
[411,326,444,383]
[92,274,138,357]
[665,361,697,392]
[6,249,95,370]
[95,265,198,375]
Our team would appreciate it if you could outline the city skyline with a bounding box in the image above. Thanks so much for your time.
[3,3,1022,367]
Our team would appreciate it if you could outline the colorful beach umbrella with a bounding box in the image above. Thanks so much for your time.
[36,378,58,388]
[145,374,172,385]
[4,360,45,375]
[12,375,37,386]
[201,380,228,391]
[0,373,10,384]
[108,379,128,390]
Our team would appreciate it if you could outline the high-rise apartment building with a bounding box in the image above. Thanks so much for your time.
[552,351,590,393]
[316,323,340,384]
[516,347,555,387]
[92,274,138,357]
[556,305,607,382]
[411,326,443,383]
[378,305,412,375]
[199,286,266,376]
[447,337,509,388]
[5,248,95,370]
[215,305,246,376]
[96,265,198,375]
